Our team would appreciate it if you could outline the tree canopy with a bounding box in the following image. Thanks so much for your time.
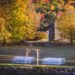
[32,0,75,31]
[0,0,75,44]
[57,4,75,44]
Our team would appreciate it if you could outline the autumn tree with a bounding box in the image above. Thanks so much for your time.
[32,0,72,41]
[32,0,75,41]
[57,4,75,45]
[0,17,11,45]
[0,1,12,44]
[32,0,67,30]
[6,0,40,43]
[0,0,45,44]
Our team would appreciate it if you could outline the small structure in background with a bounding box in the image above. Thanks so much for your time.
[25,43,40,66]
[42,57,65,65]
[12,56,35,64]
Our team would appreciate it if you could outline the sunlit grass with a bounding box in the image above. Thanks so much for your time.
[0,63,75,68]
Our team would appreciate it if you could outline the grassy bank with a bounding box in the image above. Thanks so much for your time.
[0,63,75,75]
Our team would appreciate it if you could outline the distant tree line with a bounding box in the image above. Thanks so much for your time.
[0,0,75,45]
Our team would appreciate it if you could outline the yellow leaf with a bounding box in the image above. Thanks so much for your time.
[51,5,55,10]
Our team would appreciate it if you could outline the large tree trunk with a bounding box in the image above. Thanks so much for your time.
[2,38,6,46]
[49,23,55,41]
[70,32,74,45]
[12,39,14,46]
[70,38,73,45]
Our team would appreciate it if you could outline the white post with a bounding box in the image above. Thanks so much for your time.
[36,49,39,66]
[26,49,29,57]
[55,22,60,40]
